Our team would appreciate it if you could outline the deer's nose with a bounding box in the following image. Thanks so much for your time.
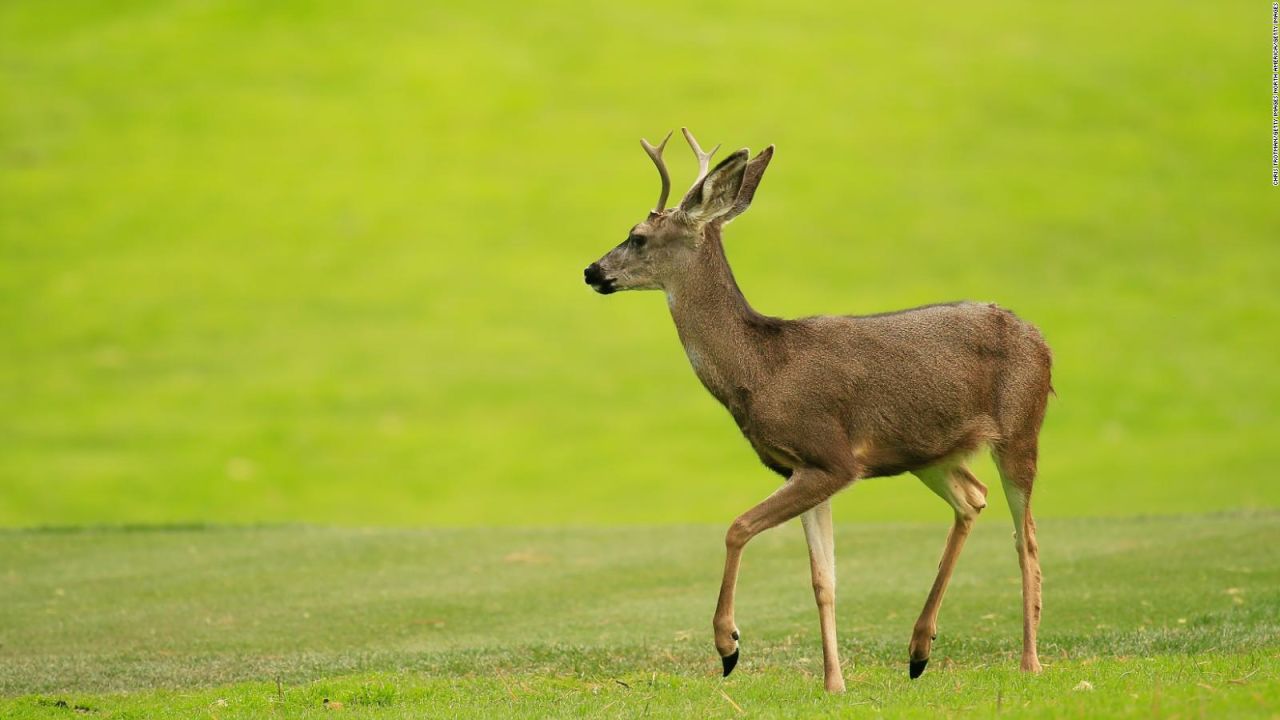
[584,263,616,294]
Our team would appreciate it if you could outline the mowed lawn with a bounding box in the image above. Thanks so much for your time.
[1,513,1277,717]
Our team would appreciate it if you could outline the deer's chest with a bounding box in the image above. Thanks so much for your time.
[683,340,738,405]
[721,385,810,475]
[678,337,811,472]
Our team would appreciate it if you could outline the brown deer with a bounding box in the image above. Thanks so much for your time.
[583,129,1052,693]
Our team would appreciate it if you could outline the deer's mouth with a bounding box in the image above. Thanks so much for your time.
[583,264,617,294]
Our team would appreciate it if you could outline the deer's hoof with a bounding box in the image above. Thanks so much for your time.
[909,658,929,679]
[722,649,740,677]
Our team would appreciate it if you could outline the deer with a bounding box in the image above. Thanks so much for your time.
[582,129,1052,693]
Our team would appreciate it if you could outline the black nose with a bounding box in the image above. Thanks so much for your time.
[583,263,616,294]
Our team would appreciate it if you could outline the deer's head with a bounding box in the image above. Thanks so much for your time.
[584,128,774,294]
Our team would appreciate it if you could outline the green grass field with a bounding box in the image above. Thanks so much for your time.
[2,0,1278,717]
[2,0,1277,527]
[2,514,1278,717]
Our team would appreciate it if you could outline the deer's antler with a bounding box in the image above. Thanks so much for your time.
[640,130,674,214]
[682,127,721,192]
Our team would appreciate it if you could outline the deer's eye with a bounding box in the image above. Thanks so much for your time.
[628,234,647,249]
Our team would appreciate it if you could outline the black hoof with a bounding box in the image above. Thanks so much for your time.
[722,649,740,677]
[909,658,929,679]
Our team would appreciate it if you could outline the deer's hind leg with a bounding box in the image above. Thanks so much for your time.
[907,463,988,679]
[993,437,1044,673]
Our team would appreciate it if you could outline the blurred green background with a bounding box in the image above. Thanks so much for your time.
[1,1,1276,527]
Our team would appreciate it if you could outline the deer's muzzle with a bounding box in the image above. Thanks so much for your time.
[583,263,616,294]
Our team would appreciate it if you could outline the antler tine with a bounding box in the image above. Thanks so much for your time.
[640,130,674,213]
[682,127,721,189]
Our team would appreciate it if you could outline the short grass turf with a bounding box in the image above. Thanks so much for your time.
[2,512,1277,717]
[2,1,1279,527]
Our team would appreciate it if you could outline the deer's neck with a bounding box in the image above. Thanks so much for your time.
[665,227,771,407]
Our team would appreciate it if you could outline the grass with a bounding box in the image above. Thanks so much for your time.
[1,0,1278,527]
[4,659,1276,719]
[2,512,1277,716]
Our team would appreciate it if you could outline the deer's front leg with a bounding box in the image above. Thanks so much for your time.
[801,500,845,692]
[714,465,857,680]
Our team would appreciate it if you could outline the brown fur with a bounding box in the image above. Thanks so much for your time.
[585,130,1052,691]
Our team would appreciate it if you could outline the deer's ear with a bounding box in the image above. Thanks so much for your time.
[679,146,774,224]
[719,146,774,224]
[679,149,750,221]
